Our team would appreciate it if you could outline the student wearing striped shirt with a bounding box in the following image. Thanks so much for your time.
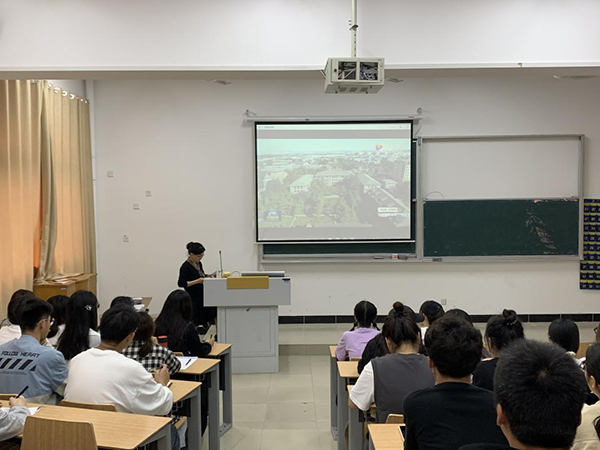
[122,312,181,375]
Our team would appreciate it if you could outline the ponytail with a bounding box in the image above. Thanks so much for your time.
[586,345,600,439]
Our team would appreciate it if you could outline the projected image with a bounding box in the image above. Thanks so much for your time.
[256,122,413,242]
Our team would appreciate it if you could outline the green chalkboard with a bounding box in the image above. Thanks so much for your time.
[424,199,580,257]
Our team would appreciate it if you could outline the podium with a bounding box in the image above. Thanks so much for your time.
[204,277,291,374]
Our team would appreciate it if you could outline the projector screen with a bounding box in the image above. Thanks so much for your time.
[255,121,413,242]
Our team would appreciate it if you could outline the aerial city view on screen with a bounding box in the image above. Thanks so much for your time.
[256,123,412,241]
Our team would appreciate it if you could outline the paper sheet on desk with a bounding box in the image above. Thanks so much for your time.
[1,407,40,415]
[176,356,198,370]
[134,304,144,311]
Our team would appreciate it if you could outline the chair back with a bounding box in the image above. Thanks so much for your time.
[21,416,98,450]
[349,357,361,361]
[174,352,184,357]
[577,342,592,360]
[60,400,117,412]
[386,413,404,425]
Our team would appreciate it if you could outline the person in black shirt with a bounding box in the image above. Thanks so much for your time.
[460,340,588,450]
[473,310,525,391]
[178,241,216,330]
[403,315,507,450]
[155,289,214,434]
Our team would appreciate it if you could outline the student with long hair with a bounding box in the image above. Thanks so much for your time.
[154,290,214,357]
[47,295,70,346]
[57,291,100,361]
[350,302,434,422]
[473,309,525,391]
[573,344,600,450]
[336,300,380,361]
[123,312,181,375]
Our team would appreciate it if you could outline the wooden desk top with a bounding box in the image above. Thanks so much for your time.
[368,424,404,449]
[1,401,171,450]
[209,343,232,357]
[180,358,220,375]
[329,345,337,358]
[170,380,201,403]
[337,361,359,379]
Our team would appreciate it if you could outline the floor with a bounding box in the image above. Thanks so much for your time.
[213,321,598,450]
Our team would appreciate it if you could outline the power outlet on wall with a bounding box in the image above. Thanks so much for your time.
[133,203,140,210]
[440,298,447,306]
[123,235,130,243]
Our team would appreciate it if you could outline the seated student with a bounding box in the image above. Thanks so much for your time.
[122,311,181,375]
[549,318,580,358]
[358,333,388,374]
[46,294,70,346]
[573,344,600,450]
[350,302,434,422]
[0,290,35,345]
[0,297,68,404]
[110,296,134,308]
[57,290,101,361]
[418,300,445,341]
[336,300,380,361]
[403,315,507,450]
[65,306,179,450]
[0,396,30,442]
[154,290,214,357]
[462,340,589,450]
[473,310,525,391]
[445,308,473,324]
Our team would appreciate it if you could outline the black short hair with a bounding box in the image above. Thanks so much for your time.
[110,296,134,308]
[7,289,35,324]
[424,314,482,378]
[495,340,588,448]
[186,241,205,256]
[444,308,473,325]
[548,319,580,353]
[18,297,53,331]
[485,309,525,352]
[419,300,445,324]
[99,306,140,343]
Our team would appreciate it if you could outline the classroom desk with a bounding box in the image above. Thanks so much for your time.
[174,358,221,450]
[368,424,404,450]
[347,385,369,450]
[1,401,172,450]
[329,345,338,441]
[207,343,233,437]
[337,361,360,450]
[170,380,202,450]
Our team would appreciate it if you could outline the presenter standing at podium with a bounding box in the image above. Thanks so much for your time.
[177,242,216,332]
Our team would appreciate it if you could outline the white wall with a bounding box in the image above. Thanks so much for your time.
[93,76,600,316]
[1,0,599,70]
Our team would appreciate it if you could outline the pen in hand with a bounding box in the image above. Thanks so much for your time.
[15,386,28,399]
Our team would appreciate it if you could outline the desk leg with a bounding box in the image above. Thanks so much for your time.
[337,375,348,450]
[208,367,221,450]
[369,433,375,450]
[220,349,233,437]
[145,423,171,450]
[188,386,202,450]
[348,407,362,450]
[330,355,338,441]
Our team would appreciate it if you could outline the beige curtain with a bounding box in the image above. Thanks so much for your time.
[0,80,45,312]
[38,82,96,278]
[0,80,96,315]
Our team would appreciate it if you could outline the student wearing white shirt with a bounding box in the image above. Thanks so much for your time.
[0,290,35,346]
[57,291,101,360]
[46,294,69,347]
[350,302,434,422]
[65,305,179,450]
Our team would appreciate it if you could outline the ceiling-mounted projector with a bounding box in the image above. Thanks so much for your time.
[324,57,385,94]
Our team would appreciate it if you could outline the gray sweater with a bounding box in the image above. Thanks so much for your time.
[0,405,30,441]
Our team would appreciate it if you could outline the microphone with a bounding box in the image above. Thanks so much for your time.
[219,251,224,277]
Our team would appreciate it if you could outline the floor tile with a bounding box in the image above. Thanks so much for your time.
[260,429,321,450]
[233,386,270,404]
[313,385,330,401]
[265,402,316,423]
[231,428,262,450]
[318,428,338,450]
[233,373,272,388]
[268,383,315,403]
[269,373,314,389]
[233,403,267,422]
[263,421,318,430]
[279,355,313,374]
[315,401,330,422]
